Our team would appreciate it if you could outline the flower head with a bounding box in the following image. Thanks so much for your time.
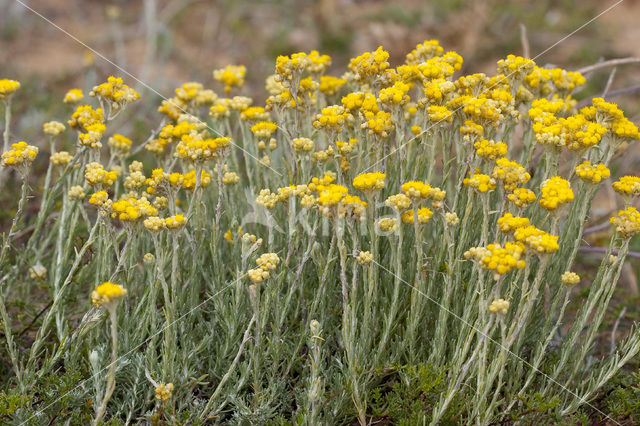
[91,281,127,308]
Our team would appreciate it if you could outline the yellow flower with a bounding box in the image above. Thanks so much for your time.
[507,187,536,208]
[68,186,86,201]
[401,207,434,225]
[385,194,411,212]
[175,135,231,162]
[575,161,610,185]
[463,173,496,193]
[497,212,530,234]
[561,271,580,286]
[90,76,140,109]
[110,197,158,222]
[143,216,165,232]
[85,162,118,187]
[91,281,127,308]
[362,110,394,137]
[466,242,526,279]
[513,225,559,254]
[489,299,510,315]
[240,106,270,122]
[50,151,73,167]
[1,141,38,169]
[348,46,390,83]
[108,134,132,155]
[165,214,186,229]
[612,176,640,199]
[250,121,278,139]
[610,206,640,238]
[319,76,347,96]
[0,78,20,99]
[377,217,398,233]
[353,172,386,192]
[357,251,373,265]
[492,157,531,192]
[213,65,246,93]
[155,383,174,402]
[43,121,66,136]
[313,105,348,133]
[473,139,507,161]
[405,40,443,64]
[540,177,574,211]
[63,88,84,104]
[445,212,460,225]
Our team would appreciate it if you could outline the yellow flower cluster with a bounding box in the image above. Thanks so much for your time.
[612,176,640,199]
[213,65,246,93]
[492,157,531,191]
[1,141,38,168]
[561,271,580,286]
[85,162,118,187]
[378,217,399,233]
[165,214,186,229]
[426,105,453,123]
[90,76,140,109]
[474,139,507,161]
[63,88,84,104]
[465,242,526,279]
[401,181,446,202]
[50,151,73,166]
[0,78,20,99]
[353,172,386,192]
[378,81,410,106]
[319,76,346,96]
[539,177,574,211]
[248,252,280,283]
[68,186,86,201]
[313,105,348,133]
[356,250,373,265]
[610,206,640,238]
[401,207,434,225]
[293,138,314,153]
[385,193,412,211]
[240,106,269,122]
[275,52,312,87]
[91,281,127,308]
[175,135,231,162]
[463,173,496,193]
[507,187,536,208]
[445,212,460,225]
[108,134,132,154]
[513,225,559,254]
[88,190,109,207]
[489,299,510,315]
[405,40,443,63]
[497,213,530,234]
[575,161,610,184]
[496,55,535,83]
[155,383,174,402]
[362,110,394,137]
[348,46,389,83]
[43,121,66,136]
[182,170,211,191]
[250,121,278,139]
[110,197,158,221]
[341,92,379,114]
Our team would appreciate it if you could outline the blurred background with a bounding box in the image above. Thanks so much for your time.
[1,0,640,110]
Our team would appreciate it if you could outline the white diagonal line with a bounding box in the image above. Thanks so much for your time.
[14,0,283,177]
[370,258,620,424]
[363,0,625,174]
